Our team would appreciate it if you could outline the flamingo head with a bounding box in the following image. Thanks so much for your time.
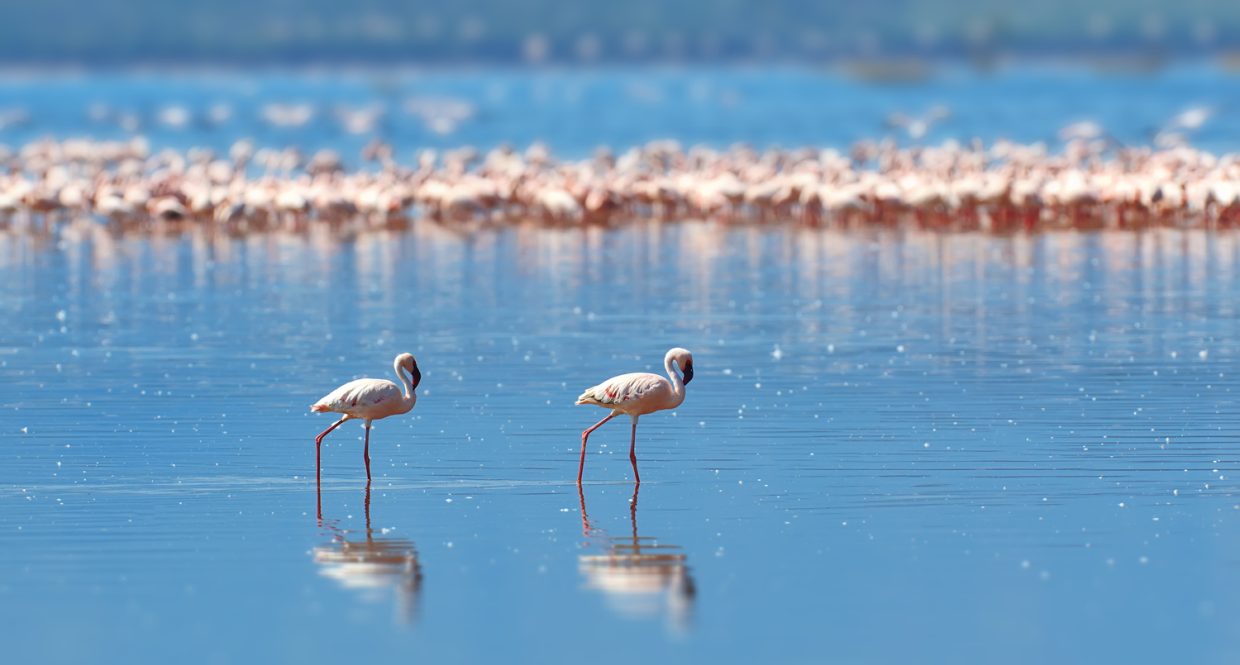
[396,353,421,389]
[668,347,694,385]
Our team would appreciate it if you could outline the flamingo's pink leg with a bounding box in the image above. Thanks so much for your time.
[315,416,348,482]
[363,423,372,481]
[629,417,640,485]
[578,412,619,485]
[577,485,592,535]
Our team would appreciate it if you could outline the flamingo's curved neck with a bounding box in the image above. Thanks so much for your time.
[665,355,686,405]
[393,358,416,404]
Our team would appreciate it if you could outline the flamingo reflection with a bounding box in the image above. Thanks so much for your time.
[577,485,696,631]
[314,482,424,623]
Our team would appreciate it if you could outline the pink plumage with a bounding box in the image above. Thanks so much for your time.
[312,378,407,420]
[576,348,694,485]
[576,372,675,413]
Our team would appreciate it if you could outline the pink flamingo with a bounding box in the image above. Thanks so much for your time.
[576,348,694,485]
[311,353,421,481]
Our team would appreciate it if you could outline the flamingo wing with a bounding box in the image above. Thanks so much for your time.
[576,372,669,410]
[312,378,402,417]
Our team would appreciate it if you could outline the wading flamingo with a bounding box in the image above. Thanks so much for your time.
[576,348,694,485]
[311,353,421,481]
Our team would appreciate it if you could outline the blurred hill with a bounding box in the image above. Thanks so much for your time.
[1,0,1237,66]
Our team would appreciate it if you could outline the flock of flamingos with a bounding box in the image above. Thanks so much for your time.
[3,134,1240,232]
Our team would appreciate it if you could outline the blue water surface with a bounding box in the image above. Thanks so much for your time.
[0,64,1238,158]
[4,222,1240,663]
[5,65,1240,664]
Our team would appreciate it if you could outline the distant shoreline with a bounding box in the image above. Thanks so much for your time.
[0,55,1237,78]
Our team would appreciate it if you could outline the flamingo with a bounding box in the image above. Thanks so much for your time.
[575,348,694,485]
[311,353,421,481]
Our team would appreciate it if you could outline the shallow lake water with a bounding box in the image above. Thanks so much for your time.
[3,64,1240,156]
[4,222,1240,663]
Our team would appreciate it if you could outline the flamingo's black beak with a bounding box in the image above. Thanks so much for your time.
[682,362,694,385]
[412,363,422,390]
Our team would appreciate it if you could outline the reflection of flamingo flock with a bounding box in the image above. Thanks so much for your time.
[5,136,1240,232]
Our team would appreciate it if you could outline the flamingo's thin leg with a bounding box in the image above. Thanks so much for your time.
[629,416,640,485]
[578,484,592,536]
[629,483,640,542]
[578,412,619,485]
[315,416,348,481]
[363,480,372,532]
[363,422,372,481]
